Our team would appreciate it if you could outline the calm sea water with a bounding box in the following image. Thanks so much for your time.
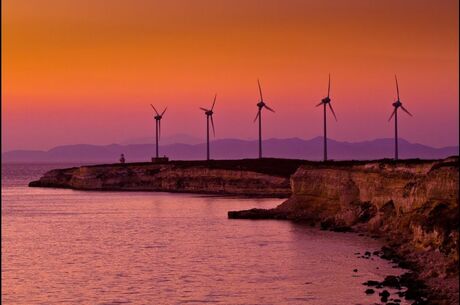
[2,163,409,305]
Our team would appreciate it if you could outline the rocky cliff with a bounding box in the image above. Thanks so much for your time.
[229,157,459,304]
[28,159,309,197]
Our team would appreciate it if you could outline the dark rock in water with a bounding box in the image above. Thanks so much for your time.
[380,246,399,261]
[398,272,427,301]
[397,260,413,269]
[410,300,429,305]
[379,290,390,298]
[353,269,358,272]
[228,209,278,219]
[404,289,418,301]
[364,251,371,256]
[372,250,380,256]
[365,288,375,294]
[363,280,381,286]
[380,289,390,302]
[331,226,352,232]
[382,275,401,289]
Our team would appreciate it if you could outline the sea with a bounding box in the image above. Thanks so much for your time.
[2,163,410,305]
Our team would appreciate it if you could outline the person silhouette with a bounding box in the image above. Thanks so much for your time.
[120,154,125,164]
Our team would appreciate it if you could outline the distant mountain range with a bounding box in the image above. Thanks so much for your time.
[3,137,458,163]
[119,133,202,145]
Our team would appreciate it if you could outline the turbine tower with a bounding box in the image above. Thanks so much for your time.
[150,104,167,158]
[254,79,275,159]
[388,75,412,160]
[200,94,217,161]
[315,74,337,161]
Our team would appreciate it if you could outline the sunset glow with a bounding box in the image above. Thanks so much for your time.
[2,0,458,151]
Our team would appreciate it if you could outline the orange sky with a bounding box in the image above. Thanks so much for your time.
[2,0,459,151]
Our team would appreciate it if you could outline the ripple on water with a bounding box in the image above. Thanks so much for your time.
[2,164,412,305]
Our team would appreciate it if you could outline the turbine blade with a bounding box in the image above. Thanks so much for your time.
[328,103,337,121]
[150,104,159,115]
[400,105,412,116]
[316,101,323,107]
[257,79,263,101]
[328,73,331,98]
[388,108,396,121]
[210,115,215,136]
[264,104,275,112]
[159,120,161,139]
[211,94,217,111]
[395,74,400,101]
[161,107,167,116]
[253,110,260,122]
[200,107,208,112]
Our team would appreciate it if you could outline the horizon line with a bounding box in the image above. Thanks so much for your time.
[3,136,459,154]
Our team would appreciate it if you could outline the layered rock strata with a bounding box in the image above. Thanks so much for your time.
[229,157,459,304]
[28,159,307,197]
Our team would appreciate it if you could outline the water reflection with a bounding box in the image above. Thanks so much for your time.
[2,164,410,305]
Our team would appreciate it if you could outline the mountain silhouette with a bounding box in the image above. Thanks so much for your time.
[2,137,458,163]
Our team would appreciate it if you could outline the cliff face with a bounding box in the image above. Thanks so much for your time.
[229,157,459,303]
[29,163,291,197]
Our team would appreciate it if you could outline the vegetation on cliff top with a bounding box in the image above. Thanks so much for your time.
[80,157,456,178]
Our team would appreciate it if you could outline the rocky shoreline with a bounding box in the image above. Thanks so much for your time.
[28,158,310,197]
[229,157,459,305]
[29,157,459,304]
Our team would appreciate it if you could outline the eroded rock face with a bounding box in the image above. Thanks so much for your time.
[29,163,291,197]
[248,158,458,260]
[228,157,459,303]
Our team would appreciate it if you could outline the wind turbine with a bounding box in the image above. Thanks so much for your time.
[254,79,275,159]
[388,75,412,160]
[150,104,167,158]
[200,94,217,161]
[315,74,337,161]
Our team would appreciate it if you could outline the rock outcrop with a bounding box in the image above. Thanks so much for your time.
[28,159,309,197]
[229,157,459,304]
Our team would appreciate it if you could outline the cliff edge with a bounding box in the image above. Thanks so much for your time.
[28,159,309,197]
[229,156,459,304]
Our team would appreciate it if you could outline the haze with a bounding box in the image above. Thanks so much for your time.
[2,0,459,152]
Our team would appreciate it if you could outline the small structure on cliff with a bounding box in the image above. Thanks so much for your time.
[152,156,169,163]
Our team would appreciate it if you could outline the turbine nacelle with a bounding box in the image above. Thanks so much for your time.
[389,76,412,121]
[200,94,217,137]
[315,75,337,121]
[392,75,410,113]
[257,101,265,108]
[150,104,167,120]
